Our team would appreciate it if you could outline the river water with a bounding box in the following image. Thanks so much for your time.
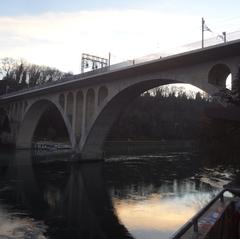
[0,146,238,239]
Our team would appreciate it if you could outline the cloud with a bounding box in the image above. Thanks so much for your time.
[0,10,200,73]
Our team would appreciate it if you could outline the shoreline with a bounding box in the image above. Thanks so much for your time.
[104,139,197,156]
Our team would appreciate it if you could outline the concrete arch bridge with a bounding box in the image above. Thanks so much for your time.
[0,40,240,159]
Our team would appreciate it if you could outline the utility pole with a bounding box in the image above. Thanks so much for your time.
[222,32,226,43]
[201,17,212,48]
[202,17,205,48]
[217,31,227,43]
[108,52,111,66]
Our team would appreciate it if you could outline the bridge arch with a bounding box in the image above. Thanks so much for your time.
[208,63,231,88]
[59,93,65,109]
[85,88,95,131]
[19,101,23,120]
[0,108,11,133]
[16,99,73,149]
[13,103,18,119]
[75,90,84,142]
[98,86,108,106]
[66,92,74,124]
[81,78,183,159]
[24,101,28,111]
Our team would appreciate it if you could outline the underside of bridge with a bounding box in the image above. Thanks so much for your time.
[80,79,179,159]
[81,62,234,159]
[16,100,72,149]
[208,63,232,88]
[33,105,69,143]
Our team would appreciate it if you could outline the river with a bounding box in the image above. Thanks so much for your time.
[0,145,238,239]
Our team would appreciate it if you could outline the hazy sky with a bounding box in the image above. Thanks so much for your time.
[1,0,240,73]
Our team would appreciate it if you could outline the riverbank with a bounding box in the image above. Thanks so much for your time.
[0,140,197,159]
[104,140,197,156]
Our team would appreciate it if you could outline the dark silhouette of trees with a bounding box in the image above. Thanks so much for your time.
[0,57,72,95]
[108,88,212,141]
[34,105,69,142]
[199,68,240,165]
[198,117,240,165]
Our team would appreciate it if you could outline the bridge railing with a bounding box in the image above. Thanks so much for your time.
[169,189,226,239]
[133,30,240,64]
[1,30,240,99]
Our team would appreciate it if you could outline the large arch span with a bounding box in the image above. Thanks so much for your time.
[81,79,182,159]
[81,62,235,159]
[16,99,73,149]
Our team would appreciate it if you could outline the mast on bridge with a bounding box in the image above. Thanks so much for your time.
[81,53,109,73]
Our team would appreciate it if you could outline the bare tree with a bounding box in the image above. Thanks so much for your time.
[0,57,72,94]
[0,58,18,80]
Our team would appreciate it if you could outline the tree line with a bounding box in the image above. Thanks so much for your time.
[107,88,240,164]
[107,88,212,141]
[0,57,72,95]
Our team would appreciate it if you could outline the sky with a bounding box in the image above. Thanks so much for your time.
[1,0,240,74]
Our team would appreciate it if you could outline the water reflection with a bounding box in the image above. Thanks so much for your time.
[0,151,133,239]
[0,150,236,239]
[104,153,233,239]
[112,191,215,239]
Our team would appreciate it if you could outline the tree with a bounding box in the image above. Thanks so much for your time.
[0,58,17,80]
[107,87,211,141]
[0,57,70,94]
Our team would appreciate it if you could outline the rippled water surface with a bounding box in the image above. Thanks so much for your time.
[0,149,237,239]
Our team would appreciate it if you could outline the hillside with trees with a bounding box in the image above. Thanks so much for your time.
[0,57,72,95]
[107,88,212,141]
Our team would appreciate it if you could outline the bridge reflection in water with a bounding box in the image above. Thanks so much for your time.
[0,151,133,239]
[0,149,233,239]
